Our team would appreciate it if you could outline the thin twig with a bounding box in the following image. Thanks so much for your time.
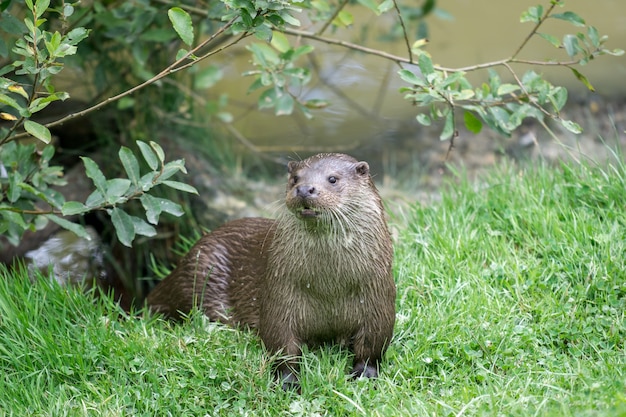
[1,10,42,146]
[282,28,580,72]
[284,27,414,65]
[155,1,579,75]
[0,207,57,215]
[152,0,209,17]
[316,0,350,36]
[9,16,241,142]
[511,2,558,59]
[501,62,553,119]
[171,32,250,74]
[8,1,591,145]
[392,0,414,63]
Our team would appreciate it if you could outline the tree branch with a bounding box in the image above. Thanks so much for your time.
[10,15,242,142]
[392,0,414,64]
[281,28,580,73]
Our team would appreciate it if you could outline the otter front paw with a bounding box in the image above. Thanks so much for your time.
[350,360,379,379]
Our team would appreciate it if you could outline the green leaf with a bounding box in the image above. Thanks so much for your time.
[8,83,29,99]
[600,48,624,57]
[131,216,156,237]
[253,24,272,42]
[85,190,105,208]
[290,45,314,61]
[1,207,27,229]
[80,156,107,193]
[150,141,165,164]
[587,26,600,48]
[398,69,425,87]
[240,8,253,28]
[417,53,434,79]
[105,178,131,203]
[194,65,223,89]
[275,93,294,116]
[45,31,61,56]
[0,93,24,111]
[34,0,50,19]
[66,27,89,45]
[110,207,135,247]
[61,201,88,216]
[248,42,280,67]
[24,120,51,144]
[162,180,198,194]
[562,34,581,57]
[496,84,520,96]
[117,97,135,110]
[119,146,141,186]
[258,88,277,110]
[311,0,330,13]
[46,214,91,240]
[440,110,455,140]
[332,10,353,27]
[138,172,158,191]
[159,199,184,217]
[520,5,542,23]
[159,159,187,181]
[463,111,482,134]
[7,170,22,203]
[378,0,394,14]
[40,144,55,162]
[217,112,233,123]
[270,31,290,53]
[549,86,568,111]
[278,11,301,27]
[551,11,585,27]
[137,140,158,170]
[63,4,74,17]
[416,113,431,126]
[357,0,381,15]
[18,182,63,209]
[168,7,194,46]
[140,194,184,224]
[537,32,561,48]
[140,28,177,43]
[570,68,595,92]
[561,119,582,134]
[303,99,329,109]
[29,92,69,113]
[139,194,161,224]
[488,106,512,134]
[175,48,189,61]
[131,216,157,238]
[0,12,26,36]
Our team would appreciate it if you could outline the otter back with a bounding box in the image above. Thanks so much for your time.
[146,217,275,325]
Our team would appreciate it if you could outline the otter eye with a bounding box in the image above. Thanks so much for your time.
[328,176,337,184]
[292,175,299,184]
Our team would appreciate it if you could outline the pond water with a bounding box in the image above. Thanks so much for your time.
[213,0,626,166]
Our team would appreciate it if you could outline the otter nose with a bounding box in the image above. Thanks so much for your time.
[296,185,317,198]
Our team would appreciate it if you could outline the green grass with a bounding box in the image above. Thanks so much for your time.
[1,157,625,416]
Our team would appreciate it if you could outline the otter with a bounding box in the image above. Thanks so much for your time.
[147,153,396,390]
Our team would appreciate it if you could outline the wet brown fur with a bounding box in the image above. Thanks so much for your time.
[146,153,395,389]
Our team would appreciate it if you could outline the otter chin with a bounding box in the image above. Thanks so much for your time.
[146,153,396,391]
[297,208,319,218]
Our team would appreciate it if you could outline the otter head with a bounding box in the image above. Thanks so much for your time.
[285,153,374,224]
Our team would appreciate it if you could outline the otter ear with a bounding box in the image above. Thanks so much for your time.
[355,162,369,177]
[288,161,298,174]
